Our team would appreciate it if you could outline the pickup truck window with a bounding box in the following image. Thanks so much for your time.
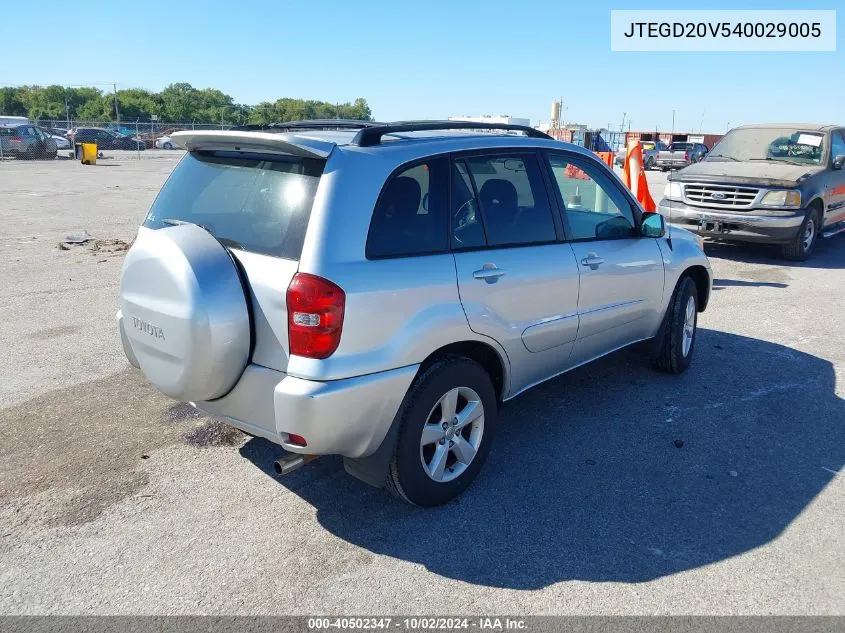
[830,131,845,162]
[707,127,826,165]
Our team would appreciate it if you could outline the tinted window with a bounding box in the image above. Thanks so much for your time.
[461,154,556,246]
[144,151,324,260]
[548,154,635,241]
[367,158,448,258]
[830,131,845,161]
[451,160,486,249]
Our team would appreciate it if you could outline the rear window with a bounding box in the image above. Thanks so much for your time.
[144,151,324,260]
[0,128,15,136]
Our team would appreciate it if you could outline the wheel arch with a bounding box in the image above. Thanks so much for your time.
[682,265,711,312]
[417,340,508,404]
[807,196,825,223]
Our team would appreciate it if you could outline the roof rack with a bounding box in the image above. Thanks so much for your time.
[230,119,380,132]
[351,120,552,147]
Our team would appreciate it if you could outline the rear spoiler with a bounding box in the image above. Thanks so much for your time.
[170,130,334,159]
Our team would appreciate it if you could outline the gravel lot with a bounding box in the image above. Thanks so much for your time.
[0,153,843,615]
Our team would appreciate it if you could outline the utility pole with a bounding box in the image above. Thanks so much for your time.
[113,83,119,126]
[726,121,731,132]
[699,108,705,134]
[671,109,675,139]
[620,112,626,133]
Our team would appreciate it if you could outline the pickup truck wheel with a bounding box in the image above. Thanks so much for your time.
[387,357,497,506]
[646,156,655,170]
[653,277,698,374]
[781,209,820,261]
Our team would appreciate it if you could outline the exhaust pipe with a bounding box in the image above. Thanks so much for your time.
[273,453,317,476]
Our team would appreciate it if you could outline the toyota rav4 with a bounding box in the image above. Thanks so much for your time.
[118,120,712,506]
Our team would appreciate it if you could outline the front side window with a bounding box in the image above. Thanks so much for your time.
[830,131,845,162]
[458,154,556,247]
[548,154,636,241]
[366,158,448,258]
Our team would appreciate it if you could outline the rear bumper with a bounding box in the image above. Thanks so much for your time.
[195,364,417,458]
[658,199,805,243]
[656,160,688,169]
[118,309,416,458]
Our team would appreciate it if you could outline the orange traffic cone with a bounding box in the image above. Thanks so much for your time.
[622,140,656,212]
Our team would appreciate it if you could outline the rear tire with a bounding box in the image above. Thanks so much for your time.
[387,357,497,506]
[781,208,820,261]
[646,157,655,170]
[653,277,698,374]
[164,142,173,150]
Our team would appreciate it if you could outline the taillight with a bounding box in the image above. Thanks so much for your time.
[10,136,22,143]
[684,151,690,161]
[285,433,308,447]
[286,273,345,359]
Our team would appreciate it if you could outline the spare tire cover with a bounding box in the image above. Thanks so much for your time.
[120,224,251,402]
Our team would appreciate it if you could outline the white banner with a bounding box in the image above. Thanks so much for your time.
[611,10,836,51]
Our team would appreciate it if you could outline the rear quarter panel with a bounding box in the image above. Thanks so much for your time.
[291,146,509,386]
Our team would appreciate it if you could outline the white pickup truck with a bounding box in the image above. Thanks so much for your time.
[656,142,709,171]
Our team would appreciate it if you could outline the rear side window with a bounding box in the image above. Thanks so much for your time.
[459,154,556,247]
[366,158,448,258]
[144,151,324,260]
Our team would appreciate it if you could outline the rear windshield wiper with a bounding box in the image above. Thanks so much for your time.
[161,218,245,250]
[161,217,210,231]
[707,154,739,161]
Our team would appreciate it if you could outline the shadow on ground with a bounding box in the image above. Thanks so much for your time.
[240,329,843,589]
[704,235,845,269]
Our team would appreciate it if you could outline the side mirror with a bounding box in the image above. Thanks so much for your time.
[640,212,665,238]
[833,154,845,170]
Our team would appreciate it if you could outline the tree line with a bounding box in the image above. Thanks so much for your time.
[0,83,373,125]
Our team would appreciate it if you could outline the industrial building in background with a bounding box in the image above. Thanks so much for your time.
[537,99,723,153]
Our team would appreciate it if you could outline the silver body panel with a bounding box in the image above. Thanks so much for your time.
[119,129,712,459]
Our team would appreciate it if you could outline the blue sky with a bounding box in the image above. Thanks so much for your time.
[3,0,842,133]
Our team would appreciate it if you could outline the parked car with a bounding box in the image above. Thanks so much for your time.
[68,127,145,150]
[614,140,668,169]
[117,120,712,506]
[656,142,708,170]
[0,124,57,159]
[659,123,845,260]
[38,127,71,150]
[154,135,174,149]
[0,115,31,127]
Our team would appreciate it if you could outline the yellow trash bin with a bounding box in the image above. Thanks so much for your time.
[80,143,97,165]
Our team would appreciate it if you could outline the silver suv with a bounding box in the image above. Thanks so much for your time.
[118,120,712,506]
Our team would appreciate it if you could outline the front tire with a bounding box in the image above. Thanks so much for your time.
[646,156,655,170]
[653,277,698,374]
[781,209,820,261]
[387,357,497,506]
[164,142,173,150]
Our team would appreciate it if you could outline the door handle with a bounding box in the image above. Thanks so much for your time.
[580,253,605,270]
[473,265,506,283]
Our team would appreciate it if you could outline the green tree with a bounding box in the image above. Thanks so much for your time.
[1,82,373,125]
[0,87,26,116]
